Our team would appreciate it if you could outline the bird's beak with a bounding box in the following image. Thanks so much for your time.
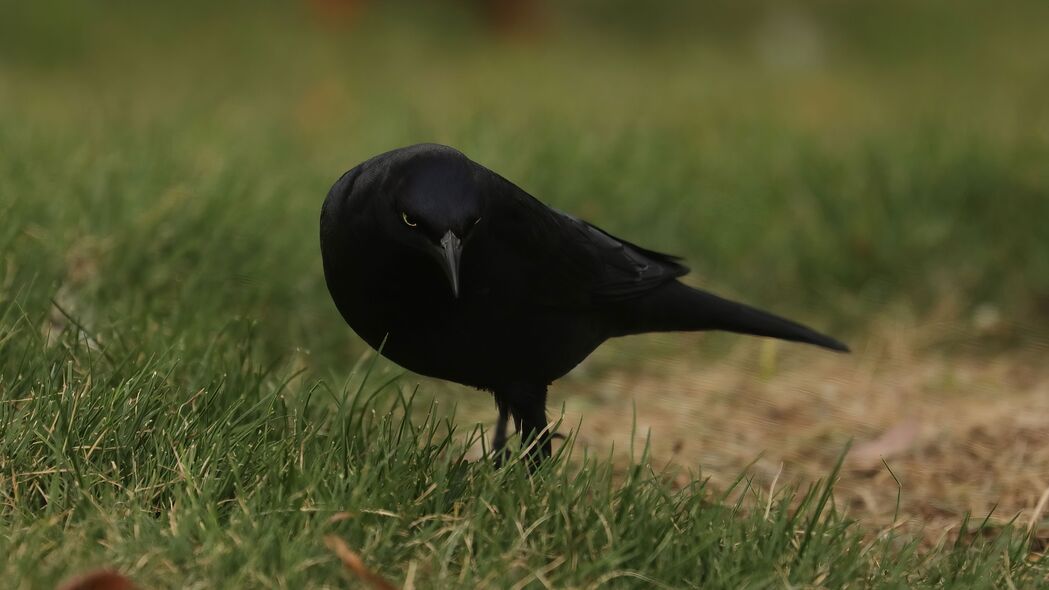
[437,230,462,298]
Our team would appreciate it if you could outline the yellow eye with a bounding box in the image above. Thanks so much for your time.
[401,212,417,227]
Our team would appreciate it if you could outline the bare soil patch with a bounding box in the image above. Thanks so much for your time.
[546,333,1049,546]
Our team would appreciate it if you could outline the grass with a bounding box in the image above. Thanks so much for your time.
[0,313,1043,588]
[2,1,1049,587]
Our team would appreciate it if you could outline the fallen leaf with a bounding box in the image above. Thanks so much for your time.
[57,570,137,590]
[324,535,398,590]
[852,419,921,467]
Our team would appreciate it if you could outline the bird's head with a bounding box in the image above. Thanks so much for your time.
[381,145,485,298]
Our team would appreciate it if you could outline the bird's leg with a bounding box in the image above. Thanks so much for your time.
[491,397,511,465]
[503,383,552,467]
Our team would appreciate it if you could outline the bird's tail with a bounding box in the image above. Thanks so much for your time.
[616,281,849,352]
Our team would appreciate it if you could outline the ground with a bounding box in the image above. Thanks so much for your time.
[421,324,1049,548]
[570,341,1048,543]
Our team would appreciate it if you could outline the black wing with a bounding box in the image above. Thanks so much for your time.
[481,173,689,307]
[556,210,689,300]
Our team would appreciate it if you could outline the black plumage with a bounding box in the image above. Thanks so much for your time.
[320,144,847,462]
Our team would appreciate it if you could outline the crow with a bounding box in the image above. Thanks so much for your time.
[320,143,847,463]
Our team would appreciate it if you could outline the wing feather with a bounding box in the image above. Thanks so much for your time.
[483,173,689,306]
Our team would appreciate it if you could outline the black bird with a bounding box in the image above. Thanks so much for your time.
[320,144,847,463]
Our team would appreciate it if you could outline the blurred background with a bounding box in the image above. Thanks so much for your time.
[3,0,1048,540]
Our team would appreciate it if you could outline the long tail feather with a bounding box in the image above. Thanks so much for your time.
[617,282,849,352]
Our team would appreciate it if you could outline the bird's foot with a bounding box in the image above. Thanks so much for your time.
[488,433,561,470]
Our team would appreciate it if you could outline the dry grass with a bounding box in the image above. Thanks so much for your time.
[534,325,1049,547]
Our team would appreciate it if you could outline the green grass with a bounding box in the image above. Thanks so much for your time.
[2,1,1049,587]
[0,313,1043,588]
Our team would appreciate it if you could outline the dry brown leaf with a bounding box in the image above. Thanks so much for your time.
[57,570,137,590]
[324,535,398,590]
[851,419,921,467]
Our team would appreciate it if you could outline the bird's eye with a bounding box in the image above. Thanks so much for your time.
[401,212,418,227]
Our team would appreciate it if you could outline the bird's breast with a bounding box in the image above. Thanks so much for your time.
[327,246,605,386]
